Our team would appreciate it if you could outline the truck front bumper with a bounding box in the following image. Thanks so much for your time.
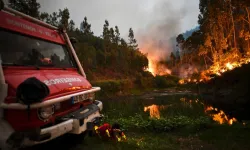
[7,100,103,148]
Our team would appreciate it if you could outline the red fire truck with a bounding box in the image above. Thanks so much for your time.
[0,2,103,149]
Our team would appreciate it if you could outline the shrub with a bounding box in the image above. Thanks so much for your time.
[134,76,154,89]
[154,75,177,88]
[92,79,134,97]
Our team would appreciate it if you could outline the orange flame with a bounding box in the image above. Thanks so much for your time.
[200,57,250,82]
[144,104,160,119]
[147,60,155,75]
[178,56,250,83]
[146,59,172,76]
[179,79,185,84]
[144,99,238,125]
[226,62,233,70]
[139,39,172,76]
[180,98,237,125]
[205,106,237,125]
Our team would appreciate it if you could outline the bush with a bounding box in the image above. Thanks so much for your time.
[92,79,134,97]
[154,75,177,88]
[164,75,180,83]
[134,76,154,89]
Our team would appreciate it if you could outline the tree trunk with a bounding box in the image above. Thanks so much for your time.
[246,7,250,29]
[229,1,237,48]
[203,56,208,69]
[246,7,250,52]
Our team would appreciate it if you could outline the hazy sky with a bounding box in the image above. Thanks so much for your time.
[37,0,199,39]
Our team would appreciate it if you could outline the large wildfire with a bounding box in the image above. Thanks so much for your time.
[146,58,172,76]
[138,35,173,76]
[136,1,192,76]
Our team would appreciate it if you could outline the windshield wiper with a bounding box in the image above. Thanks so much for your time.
[2,63,40,70]
[2,63,23,66]
[3,63,68,70]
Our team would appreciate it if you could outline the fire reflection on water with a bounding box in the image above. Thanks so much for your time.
[205,106,237,125]
[144,98,237,125]
[144,105,160,119]
[144,105,168,119]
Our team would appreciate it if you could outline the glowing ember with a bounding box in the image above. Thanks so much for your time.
[229,118,237,125]
[179,79,185,84]
[226,62,233,70]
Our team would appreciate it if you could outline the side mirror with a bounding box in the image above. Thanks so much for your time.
[70,37,77,44]
[70,37,77,49]
[0,0,4,10]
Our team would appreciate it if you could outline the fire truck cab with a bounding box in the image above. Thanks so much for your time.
[0,3,103,149]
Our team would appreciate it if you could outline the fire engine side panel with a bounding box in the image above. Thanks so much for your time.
[0,11,65,44]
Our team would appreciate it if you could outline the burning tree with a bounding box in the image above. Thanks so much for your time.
[176,0,250,82]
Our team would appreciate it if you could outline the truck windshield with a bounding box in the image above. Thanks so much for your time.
[0,29,76,68]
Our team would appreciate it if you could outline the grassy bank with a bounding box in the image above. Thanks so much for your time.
[91,75,181,98]
[101,93,210,132]
[96,92,250,150]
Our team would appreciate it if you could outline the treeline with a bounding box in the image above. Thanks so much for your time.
[8,0,149,80]
[174,0,250,71]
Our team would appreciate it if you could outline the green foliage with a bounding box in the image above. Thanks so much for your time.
[80,17,93,35]
[128,28,138,50]
[134,76,154,89]
[68,20,75,31]
[9,0,40,18]
[154,75,177,88]
[104,113,211,132]
[58,8,70,29]
[92,79,133,97]
[176,0,250,70]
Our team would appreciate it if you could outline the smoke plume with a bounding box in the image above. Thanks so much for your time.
[136,1,191,76]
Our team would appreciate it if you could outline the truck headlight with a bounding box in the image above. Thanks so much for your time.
[38,105,54,120]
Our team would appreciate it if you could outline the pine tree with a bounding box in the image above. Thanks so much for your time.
[59,8,70,29]
[9,0,40,18]
[128,28,138,50]
[80,17,93,35]
[109,27,115,43]
[102,20,110,41]
[114,26,121,45]
[68,20,75,31]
